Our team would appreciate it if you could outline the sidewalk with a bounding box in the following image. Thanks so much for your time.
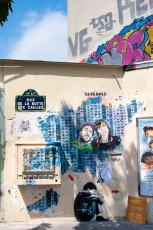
[0,220,153,230]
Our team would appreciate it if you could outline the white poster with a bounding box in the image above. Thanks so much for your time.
[14,113,40,136]
[96,162,112,183]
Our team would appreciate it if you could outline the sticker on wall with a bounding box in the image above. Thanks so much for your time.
[15,89,46,112]
[74,182,108,221]
[14,113,40,136]
[82,15,153,65]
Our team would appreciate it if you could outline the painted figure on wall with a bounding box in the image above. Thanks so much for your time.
[91,119,121,151]
[37,96,142,175]
[78,123,93,145]
[74,182,107,221]
[141,152,153,170]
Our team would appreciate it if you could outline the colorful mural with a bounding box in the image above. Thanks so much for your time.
[81,15,153,65]
[22,93,144,219]
[37,96,143,175]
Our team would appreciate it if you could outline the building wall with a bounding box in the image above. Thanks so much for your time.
[0,65,5,220]
[123,66,153,223]
[68,0,153,64]
[1,60,153,223]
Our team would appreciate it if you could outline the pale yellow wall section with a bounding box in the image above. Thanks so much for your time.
[1,60,153,223]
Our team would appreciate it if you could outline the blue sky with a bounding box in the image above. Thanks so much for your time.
[0,0,67,61]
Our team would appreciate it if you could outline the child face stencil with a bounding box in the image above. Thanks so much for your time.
[143,126,153,138]
[144,156,153,164]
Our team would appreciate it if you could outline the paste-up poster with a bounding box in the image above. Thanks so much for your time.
[96,162,112,183]
[137,117,153,196]
[14,113,40,136]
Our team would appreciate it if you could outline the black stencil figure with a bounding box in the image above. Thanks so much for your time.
[74,182,108,221]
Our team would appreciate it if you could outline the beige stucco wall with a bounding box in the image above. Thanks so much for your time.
[1,60,129,222]
[123,67,153,223]
[1,60,153,223]
[68,0,153,62]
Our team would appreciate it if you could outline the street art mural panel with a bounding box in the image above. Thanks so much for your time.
[15,93,144,220]
[81,15,153,65]
[16,143,62,185]
[37,95,143,176]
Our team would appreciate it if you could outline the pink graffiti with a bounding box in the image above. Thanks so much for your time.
[83,16,153,65]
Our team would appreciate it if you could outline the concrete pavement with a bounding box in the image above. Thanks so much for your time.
[0,220,153,230]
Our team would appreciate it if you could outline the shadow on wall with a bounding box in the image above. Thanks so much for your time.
[29,223,52,230]
[124,142,139,196]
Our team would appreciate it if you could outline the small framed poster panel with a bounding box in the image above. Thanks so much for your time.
[137,117,153,196]
[16,143,61,185]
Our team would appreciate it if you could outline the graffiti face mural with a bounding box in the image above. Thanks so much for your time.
[37,96,143,175]
[91,119,121,151]
[74,182,108,221]
[78,123,93,144]
[81,15,153,65]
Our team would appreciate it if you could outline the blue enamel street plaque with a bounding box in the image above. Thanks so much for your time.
[15,89,46,112]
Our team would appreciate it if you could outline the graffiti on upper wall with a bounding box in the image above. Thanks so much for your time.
[68,0,153,57]
[74,182,108,221]
[37,95,143,175]
[27,188,60,213]
[82,14,153,65]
